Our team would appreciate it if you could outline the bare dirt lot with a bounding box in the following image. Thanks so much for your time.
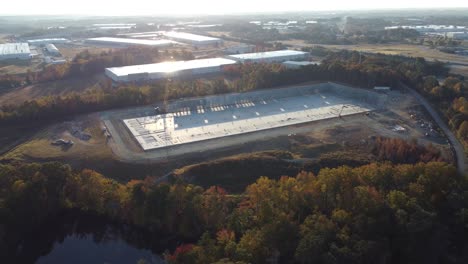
[0,58,43,75]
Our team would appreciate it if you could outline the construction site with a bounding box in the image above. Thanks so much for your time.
[102,82,387,157]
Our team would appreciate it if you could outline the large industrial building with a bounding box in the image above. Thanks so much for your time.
[162,31,222,46]
[227,50,309,63]
[27,38,69,45]
[122,83,381,151]
[45,44,61,56]
[85,37,178,48]
[446,32,468,40]
[0,43,31,61]
[105,57,237,82]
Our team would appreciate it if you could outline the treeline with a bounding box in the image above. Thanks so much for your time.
[373,137,444,164]
[420,75,468,149]
[1,161,467,263]
[292,25,420,45]
[223,23,285,43]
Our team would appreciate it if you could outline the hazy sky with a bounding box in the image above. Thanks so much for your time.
[2,0,468,15]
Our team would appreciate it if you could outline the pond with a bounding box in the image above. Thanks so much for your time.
[13,211,175,264]
[36,233,163,264]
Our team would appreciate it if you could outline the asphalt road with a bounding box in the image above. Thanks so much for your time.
[401,83,467,175]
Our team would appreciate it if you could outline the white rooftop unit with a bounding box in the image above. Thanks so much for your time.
[27,38,69,45]
[105,57,237,82]
[162,31,222,46]
[45,44,60,55]
[85,37,178,48]
[0,43,31,60]
[227,50,309,63]
[282,60,321,69]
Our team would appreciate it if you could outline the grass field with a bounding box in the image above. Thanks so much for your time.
[0,74,106,105]
[0,59,44,75]
[2,115,111,161]
[58,45,113,60]
[449,65,468,76]
[280,40,468,65]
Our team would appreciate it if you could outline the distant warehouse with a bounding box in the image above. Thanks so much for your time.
[27,38,69,45]
[162,31,222,46]
[446,32,468,40]
[282,60,321,69]
[85,37,178,48]
[224,44,256,54]
[105,57,237,82]
[227,50,309,63]
[45,44,61,56]
[0,43,31,61]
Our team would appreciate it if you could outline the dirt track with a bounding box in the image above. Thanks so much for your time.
[401,83,467,175]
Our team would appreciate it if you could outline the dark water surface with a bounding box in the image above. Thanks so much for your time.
[14,211,175,264]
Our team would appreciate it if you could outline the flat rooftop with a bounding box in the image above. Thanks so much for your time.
[27,38,69,44]
[130,34,162,38]
[124,84,376,151]
[283,60,321,66]
[0,43,30,56]
[118,31,163,36]
[93,23,136,26]
[86,37,177,46]
[162,31,221,42]
[228,50,309,60]
[106,57,237,77]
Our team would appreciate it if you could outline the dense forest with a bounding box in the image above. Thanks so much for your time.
[419,75,468,149]
[1,161,467,263]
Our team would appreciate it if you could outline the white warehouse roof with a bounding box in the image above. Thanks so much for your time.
[46,44,60,53]
[283,60,320,65]
[106,57,237,82]
[282,61,321,68]
[86,37,178,47]
[228,50,309,61]
[28,38,69,44]
[0,43,31,57]
[162,31,221,43]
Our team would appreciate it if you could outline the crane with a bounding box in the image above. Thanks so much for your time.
[338,105,348,118]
